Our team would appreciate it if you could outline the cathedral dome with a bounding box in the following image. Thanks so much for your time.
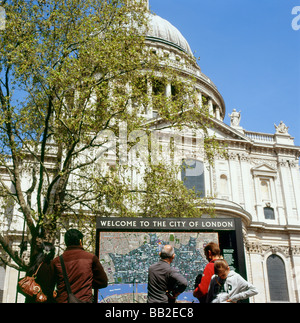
[146,13,193,56]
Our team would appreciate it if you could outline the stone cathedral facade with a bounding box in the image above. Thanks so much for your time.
[141,1,300,303]
[1,1,300,302]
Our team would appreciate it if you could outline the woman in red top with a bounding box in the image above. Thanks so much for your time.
[193,242,221,303]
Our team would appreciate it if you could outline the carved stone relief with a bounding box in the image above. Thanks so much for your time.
[245,240,300,257]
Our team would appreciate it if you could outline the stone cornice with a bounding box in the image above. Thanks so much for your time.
[210,120,300,159]
[212,198,252,226]
[245,241,300,256]
[248,221,300,234]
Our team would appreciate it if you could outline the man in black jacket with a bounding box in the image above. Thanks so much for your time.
[147,245,188,303]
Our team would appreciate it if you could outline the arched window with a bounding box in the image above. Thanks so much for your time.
[152,77,167,112]
[267,255,289,302]
[152,77,166,96]
[181,159,205,197]
[131,76,148,114]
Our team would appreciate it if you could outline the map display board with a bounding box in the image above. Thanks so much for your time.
[95,217,245,303]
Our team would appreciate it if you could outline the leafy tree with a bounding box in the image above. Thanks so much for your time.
[0,0,223,271]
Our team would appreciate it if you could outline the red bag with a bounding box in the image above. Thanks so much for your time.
[18,263,47,303]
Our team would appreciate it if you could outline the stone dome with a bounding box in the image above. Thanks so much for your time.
[146,13,193,56]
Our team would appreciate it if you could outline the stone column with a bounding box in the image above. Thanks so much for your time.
[253,175,264,222]
[239,154,252,213]
[197,91,202,109]
[208,98,213,116]
[147,78,153,118]
[165,81,172,98]
[215,106,221,120]
[227,153,240,205]
[277,159,293,225]
[289,160,300,224]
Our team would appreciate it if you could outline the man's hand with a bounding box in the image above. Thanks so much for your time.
[166,290,180,299]
[226,299,237,303]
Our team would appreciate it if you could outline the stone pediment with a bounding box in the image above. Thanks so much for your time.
[210,125,248,141]
[210,118,250,142]
[251,164,277,177]
[149,115,251,143]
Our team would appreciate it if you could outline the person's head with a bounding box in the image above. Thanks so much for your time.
[29,242,55,274]
[214,259,230,280]
[160,245,175,263]
[41,242,55,262]
[204,242,221,261]
[64,229,84,247]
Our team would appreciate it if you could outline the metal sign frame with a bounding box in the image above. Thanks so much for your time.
[95,217,247,303]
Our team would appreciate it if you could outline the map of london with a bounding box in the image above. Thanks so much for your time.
[98,232,218,303]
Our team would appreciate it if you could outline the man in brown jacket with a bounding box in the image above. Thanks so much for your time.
[52,229,108,303]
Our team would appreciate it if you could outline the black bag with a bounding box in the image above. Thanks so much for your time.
[194,272,203,289]
[59,255,86,303]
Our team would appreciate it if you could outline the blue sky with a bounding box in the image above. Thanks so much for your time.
[149,0,300,146]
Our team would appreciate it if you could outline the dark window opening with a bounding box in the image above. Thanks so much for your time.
[181,159,205,198]
[267,255,289,302]
[264,207,275,220]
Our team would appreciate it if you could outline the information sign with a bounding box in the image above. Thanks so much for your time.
[95,217,246,303]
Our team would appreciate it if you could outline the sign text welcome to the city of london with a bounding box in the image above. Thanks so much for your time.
[96,217,236,231]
